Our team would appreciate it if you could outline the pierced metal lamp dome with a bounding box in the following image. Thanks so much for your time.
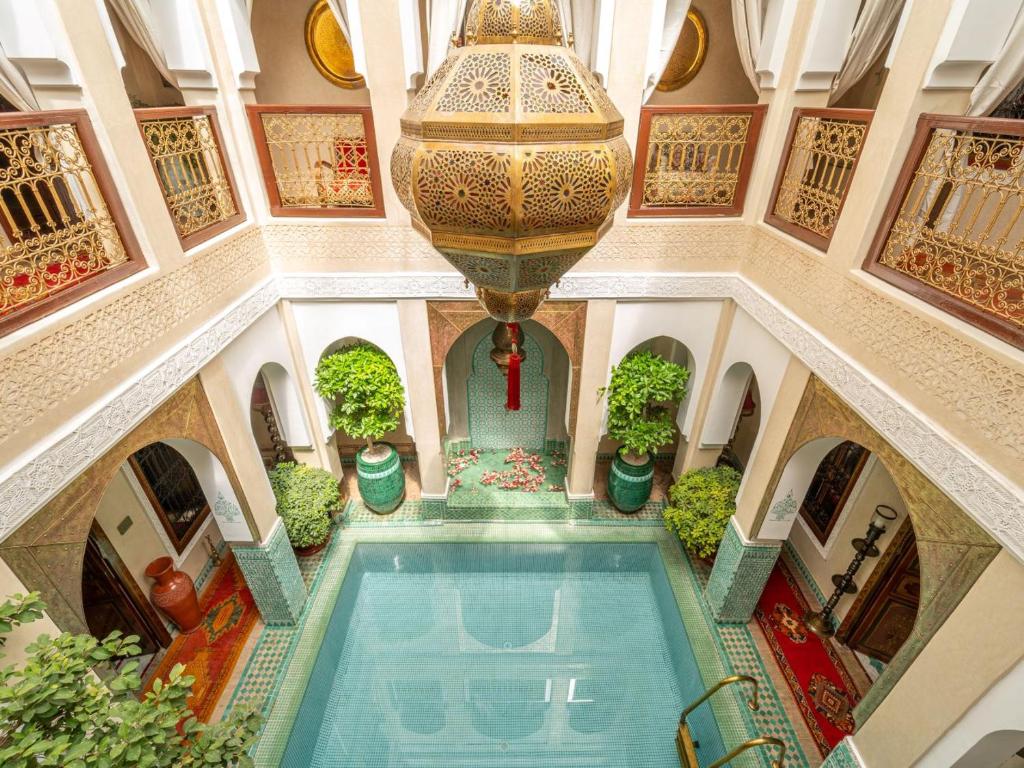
[391,0,633,322]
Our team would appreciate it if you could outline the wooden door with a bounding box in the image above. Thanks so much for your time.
[840,524,920,663]
[82,523,170,654]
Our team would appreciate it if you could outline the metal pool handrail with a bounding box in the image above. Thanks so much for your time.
[679,674,760,724]
[676,675,788,768]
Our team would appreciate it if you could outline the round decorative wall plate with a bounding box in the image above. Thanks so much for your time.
[304,0,366,89]
[657,9,708,92]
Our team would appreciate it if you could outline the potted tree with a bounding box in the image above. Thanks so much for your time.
[268,461,341,555]
[663,466,742,560]
[601,349,689,512]
[315,343,407,514]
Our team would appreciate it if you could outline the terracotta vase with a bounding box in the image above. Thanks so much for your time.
[144,556,202,634]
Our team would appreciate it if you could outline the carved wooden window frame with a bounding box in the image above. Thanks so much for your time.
[128,447,211,555]
[863,113,1024,349]
[0,109,146,337]
[628,104,768,218]
[135,105,246,250]
[798,441,871,546]
[764,107,874,251]
[245,104,386,218]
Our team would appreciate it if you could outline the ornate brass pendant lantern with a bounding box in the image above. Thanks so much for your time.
[392,0,633,323]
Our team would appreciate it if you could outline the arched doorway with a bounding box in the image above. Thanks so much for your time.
[703,361,761,473]
[442,319,572,514]
[82,437,250,666]
[250,366,296,470]
[751,436,920,758]
[596,335,693,504]
[0,380,268,637]
[728,377,999,759]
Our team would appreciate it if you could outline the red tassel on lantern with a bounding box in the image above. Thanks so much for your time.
[506,322,521,411]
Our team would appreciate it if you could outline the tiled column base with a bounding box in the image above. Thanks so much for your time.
[821,738,864,767]
[232,520,307,626]
[705,518,781,623]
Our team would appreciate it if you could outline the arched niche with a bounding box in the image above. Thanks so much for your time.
[316,337,415,452]
[254,361,310,448]
[0,379,259,636]
[427,300,586,440]
[443,318,571,450]
[752,377,1000,727]
[703,362,757,446]
[601,335,695,456]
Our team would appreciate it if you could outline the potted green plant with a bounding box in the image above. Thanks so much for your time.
[663,466,742,559]
[268,461,341,555]
[0,592,260,767]
[600,349,689,512]
[315,342,407,514]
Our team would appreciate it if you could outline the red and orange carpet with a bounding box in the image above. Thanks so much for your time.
[754,562,864,757]
[143,553,259,722]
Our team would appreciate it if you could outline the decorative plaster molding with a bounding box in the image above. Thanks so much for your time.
[263,221,746,270]
[0,270,1021,564]
[0,227,270,453]
[0,279,279,542]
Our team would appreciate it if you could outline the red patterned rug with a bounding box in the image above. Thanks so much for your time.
[142,553,259,722]
[754,562,864,756]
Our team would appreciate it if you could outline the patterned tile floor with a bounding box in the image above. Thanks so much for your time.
[222,505,814,768]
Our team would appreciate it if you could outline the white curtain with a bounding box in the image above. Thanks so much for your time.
[0,45,37,111]
[560,0,599,73]
[106,0,177,86]
[970,5,1024,115]
[326,0,353,48]
[832,0,905,102]
[731,0,765,94]
[426,0,468,79]
[643,0,690,101]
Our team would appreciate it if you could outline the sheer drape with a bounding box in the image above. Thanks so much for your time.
[426,0,468,79]
[969,5,1024,115]
[643,0,690,101]
[326,0,353,48]
[832,0,905,102]
[557,0,599,73]
[106,0,177,86]
[0,46,37,111]
[731,0,764,93]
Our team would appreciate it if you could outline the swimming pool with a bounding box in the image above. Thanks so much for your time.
[280,541,725,767]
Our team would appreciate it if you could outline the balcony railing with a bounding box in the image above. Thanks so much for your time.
[628,105,767,217]
[136,106,244,249]
[0,110,144,335]
[865,114,1024,349]
[246,105,384,218]
[765,108,873,249]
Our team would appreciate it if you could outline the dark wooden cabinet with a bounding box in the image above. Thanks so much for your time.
[841,524,920,663]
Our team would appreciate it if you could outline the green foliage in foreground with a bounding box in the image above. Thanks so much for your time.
[268,461,340,548]
[601,350,689,457]
[663,466,742,559]
[0,592,260,767]
[314,342,406,446]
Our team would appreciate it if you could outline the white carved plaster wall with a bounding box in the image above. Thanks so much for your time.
[0,271,1020,569]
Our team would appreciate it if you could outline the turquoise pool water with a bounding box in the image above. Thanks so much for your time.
[281,542,725,767]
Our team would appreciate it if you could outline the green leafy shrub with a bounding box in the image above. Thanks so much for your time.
[601,349,689,458]
[663,466,741,558]
[0,592,260,767]
[268,461,340,549]
[314,343,406,451]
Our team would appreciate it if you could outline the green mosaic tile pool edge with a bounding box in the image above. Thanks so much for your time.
[252,539,355,767]
[236,522,808,768]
